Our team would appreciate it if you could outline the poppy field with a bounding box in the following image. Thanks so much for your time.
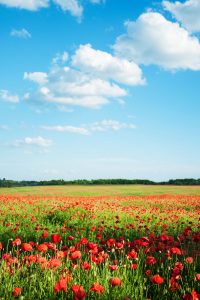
[0,185,199,299]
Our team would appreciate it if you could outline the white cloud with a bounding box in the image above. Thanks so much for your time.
[0,89,19,103]
[52,51,69,65]
[42,120,136,135]
[24,48,129,109]
[0,0,49,10]
[53,0,83,18]
[114,12,200,70]
[24,72,48,85]
[90,120,136,131]
[13,136,53,147]
[0,0,105,18]
[163,0,200,33]
[10,28,31,39]
[39,73,126,108]
[42,125,90,135]
[72,44,144,86]
[39,94,111,109]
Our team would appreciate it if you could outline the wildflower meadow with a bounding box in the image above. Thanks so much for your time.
[0,186,199,299]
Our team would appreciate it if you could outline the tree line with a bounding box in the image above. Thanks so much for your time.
[0,178,200,187]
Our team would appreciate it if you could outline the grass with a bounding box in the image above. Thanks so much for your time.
[1,184,200,196]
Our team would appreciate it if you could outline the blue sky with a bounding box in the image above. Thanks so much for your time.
[0,0,200,181]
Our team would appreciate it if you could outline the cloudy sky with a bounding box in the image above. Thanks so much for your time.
[0,0,200,181]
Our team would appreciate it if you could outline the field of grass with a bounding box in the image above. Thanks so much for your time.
[1,184,200,196]
[0,185,199,299]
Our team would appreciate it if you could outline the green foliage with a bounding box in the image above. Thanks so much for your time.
[1,178,200,188]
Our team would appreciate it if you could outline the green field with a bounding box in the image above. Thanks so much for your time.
[1,184,200,196]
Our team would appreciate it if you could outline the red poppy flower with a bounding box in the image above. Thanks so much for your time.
[71,285,86,300]
[170,277,180,292]
[109,265,118,271]
[115,242,123,249]
[195,274,200,281]
[131,264,137,270]
[21,243,33,252]
[54,277,68,293]
[27,255,37,263]
[47,242,57,251]
[127,251,137,259]
[71,250,82,260]
[87,242,97,250]
[12,238,21,247]
[185,257,194,264]
[49,258,62,268]
[174,262,183,270]
[81,262,91,270]
[42,231,48,238]
[107,238,115,247]
[145,269,152,276]
[80,237,88,244]
[68,235,74,241]
[13,288,22,297]
[90,282,104,294]
[37,244,48,252]
[146,256,156,265]
[96,233,102,240]
[183,290,199,300]
[51,234,61,243]
[150,275,164,284]
[109,277,122,286]
[170,247,181,255]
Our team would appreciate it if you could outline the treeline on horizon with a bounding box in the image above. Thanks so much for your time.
[0,178,200,187]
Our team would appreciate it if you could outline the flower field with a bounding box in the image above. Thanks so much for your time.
[0,186,199,299]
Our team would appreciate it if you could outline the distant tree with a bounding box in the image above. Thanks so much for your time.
[0,177,200,188]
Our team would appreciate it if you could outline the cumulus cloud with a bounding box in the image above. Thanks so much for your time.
[163,0,200,33]
[113,12,200,70]
[53,0,83,18]
[10,28,31,39]
[24,72,48,85]
[0,89,19,103]
[38,72,126,108]
[24,46,138,109]
[72,44,145,86]
[13,136,53,147]
[42,120,136,135]
[0,0,49,10]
